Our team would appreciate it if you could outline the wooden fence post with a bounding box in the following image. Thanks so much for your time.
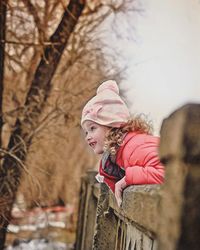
[92,184,118,250]
[158,103,200,250]
[75,171,98,250]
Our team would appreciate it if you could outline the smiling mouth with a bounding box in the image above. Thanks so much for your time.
[89,142,96,148]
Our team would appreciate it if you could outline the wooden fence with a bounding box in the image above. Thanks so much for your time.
[75,103,200,250]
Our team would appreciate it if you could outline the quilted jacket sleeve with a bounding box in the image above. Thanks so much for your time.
[125,164,164,185]
[124,135,164,185]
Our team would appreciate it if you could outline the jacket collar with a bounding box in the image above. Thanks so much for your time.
[121,131,139,146]
[116,131,139,160]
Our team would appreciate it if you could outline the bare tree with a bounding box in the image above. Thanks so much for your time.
[0,0,137,247]
[0,0,85,247]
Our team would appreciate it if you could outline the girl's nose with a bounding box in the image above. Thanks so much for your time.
[86,133,92,141]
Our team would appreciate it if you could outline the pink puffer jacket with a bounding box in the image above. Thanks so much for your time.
[99,131,165,192]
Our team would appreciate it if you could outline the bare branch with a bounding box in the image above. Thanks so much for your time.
[21,0,45,44]
[1,39,61,46]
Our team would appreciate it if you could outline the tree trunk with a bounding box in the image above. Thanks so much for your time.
[0,0,6,146]
[0,0,7,246]
[0,1,85,248]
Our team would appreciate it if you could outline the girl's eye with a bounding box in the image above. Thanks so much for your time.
[90,126,96,131]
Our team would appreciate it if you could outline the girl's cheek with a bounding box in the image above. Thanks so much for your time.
[84,135,88,142]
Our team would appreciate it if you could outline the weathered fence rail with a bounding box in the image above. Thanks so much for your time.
[75,103,200,250]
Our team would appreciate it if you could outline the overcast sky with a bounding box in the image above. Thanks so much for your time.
[115,0,200,134]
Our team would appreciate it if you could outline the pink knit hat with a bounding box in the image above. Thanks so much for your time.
[81,80,130,128]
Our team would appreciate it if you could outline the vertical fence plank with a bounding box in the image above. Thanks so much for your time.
[75,171,98,250]
[93,184,118,250]
[158,104,200,250]
[176,104,200,250]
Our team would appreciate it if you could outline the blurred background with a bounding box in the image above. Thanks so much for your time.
[113,0,200,134]
[0,0,199,249]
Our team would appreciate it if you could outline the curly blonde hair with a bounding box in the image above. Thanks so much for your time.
[104,114,153,156]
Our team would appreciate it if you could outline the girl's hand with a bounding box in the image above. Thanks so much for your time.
[115,177,128,207]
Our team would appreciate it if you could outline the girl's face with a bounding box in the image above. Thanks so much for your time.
[83,121,109,155]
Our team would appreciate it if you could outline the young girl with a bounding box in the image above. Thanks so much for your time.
[81,80,164,207]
